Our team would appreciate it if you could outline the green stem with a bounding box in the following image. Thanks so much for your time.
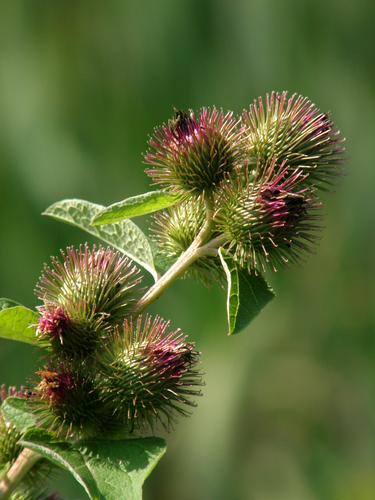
[0,448,41,500]
[135,194,216,314]
[200,234,227,255]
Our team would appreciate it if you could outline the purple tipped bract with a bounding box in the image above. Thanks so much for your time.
[36,244,141,328]
[145,107,246,196]
[37,307,69,343]
[215,161,321,272]
[35,245,142,356]
[242,91,345,187]
[98,315,203,431]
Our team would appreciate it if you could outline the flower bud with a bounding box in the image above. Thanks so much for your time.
[242,91,345,187]
[151,198,221,283]
[36,364,100,436]
[36,245,142,356]
[97,315,203,432]
[215,161,321,272]
[145,108,246,196]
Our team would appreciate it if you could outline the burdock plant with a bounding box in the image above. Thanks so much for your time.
[145,107,247,197]
[0,91,345,499]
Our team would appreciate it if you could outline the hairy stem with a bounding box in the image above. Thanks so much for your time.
[200,234,227,255]
[0,448,41,500]
[135,195,216,313]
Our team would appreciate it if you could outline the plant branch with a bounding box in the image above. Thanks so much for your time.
[0,448,41,500]
[135,195,216,313]
[200,234,227,255]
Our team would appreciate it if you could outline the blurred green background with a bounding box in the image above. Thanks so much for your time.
[0,1,374,499]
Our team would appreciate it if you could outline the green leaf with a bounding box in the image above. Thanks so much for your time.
[92,190,180,225]
[79,437,166,500]
[0,306,39,345]
[21,429,102,500]
[1,397,38,433]
[21,429,167,500]
[0,298,20,311]
[218,248,275,335]
[43,199,158,281]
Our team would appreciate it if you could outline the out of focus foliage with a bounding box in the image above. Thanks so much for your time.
[0,1,374,499]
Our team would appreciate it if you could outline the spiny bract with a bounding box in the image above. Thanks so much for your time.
[145,107,247,197]
[36,244,142,356]
[214,161,321,272]
[96,315,203,432]
[242,91,345,187]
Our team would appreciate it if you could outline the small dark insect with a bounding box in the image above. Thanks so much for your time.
[171,108,196,138]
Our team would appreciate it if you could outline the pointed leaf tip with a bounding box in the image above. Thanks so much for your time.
[92,190,180,225]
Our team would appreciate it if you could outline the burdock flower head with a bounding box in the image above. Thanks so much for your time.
[242,91,345,187]
[215,161,321,272]
[36,244,142,356]
[151,198,222,283]
[36,363,100,436]
[145,107,247,197]
[97,315,203,432]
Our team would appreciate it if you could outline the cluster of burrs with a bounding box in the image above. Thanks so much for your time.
[146,91,345,275]
[6,91,345,443]
[33,245,203,437]
[0,91,345,500]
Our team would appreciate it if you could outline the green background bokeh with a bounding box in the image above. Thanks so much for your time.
[1,1,374,499]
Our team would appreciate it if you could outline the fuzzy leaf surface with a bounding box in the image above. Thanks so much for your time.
[21,429,102,499]
[43,199,157,281]
[0,298,20,311]
[0,306,39,345]
[78,437,166,500]
[21,429,166,500]
[1,397,38,433]
[218,248,275,335]
[92,190,180,225]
